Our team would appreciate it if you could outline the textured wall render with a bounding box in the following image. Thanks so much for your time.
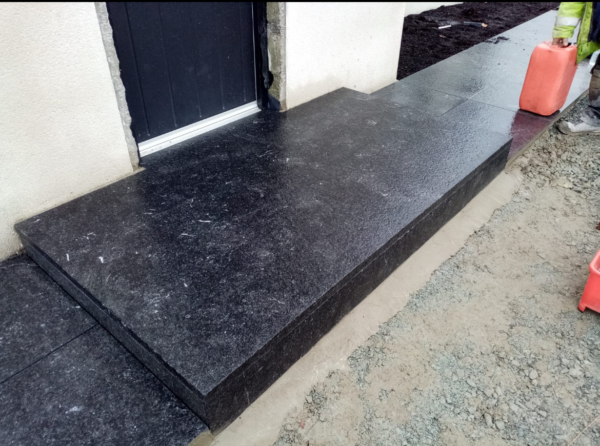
[0,3,133,260]
[285,2,406,109]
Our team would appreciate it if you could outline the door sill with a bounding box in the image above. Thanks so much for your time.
[138,102,260,157]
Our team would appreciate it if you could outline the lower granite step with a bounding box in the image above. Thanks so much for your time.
[0,255,209,446]
[16,88,511,431]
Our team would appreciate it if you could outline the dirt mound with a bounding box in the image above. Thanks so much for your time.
[398,2,559,80]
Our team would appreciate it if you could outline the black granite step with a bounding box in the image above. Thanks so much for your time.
[16,87,511,430]
[0,255,208,445]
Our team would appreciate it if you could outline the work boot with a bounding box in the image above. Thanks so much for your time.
[590,60,600,109]
[557,108,600,136]
[558,61,600,136]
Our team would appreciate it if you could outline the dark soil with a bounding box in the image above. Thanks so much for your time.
[398,2,560,80]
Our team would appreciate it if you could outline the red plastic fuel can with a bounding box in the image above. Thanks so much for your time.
[519,42,578,116]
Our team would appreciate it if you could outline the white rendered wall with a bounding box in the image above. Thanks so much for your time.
[404,2,463,16]
[285,2,406,109]
[0,3,134,260]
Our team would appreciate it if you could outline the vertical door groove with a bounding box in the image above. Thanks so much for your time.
[185,3,203,120]
[156,3,178,128]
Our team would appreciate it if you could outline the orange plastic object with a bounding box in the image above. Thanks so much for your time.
[578,249,600,313]
[519,42,578,116]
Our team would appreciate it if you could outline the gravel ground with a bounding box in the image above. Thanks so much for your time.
[272,98,600,446]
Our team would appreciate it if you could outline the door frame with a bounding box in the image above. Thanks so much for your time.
[253,2,270,111]
[100,2,271,160]
[137,102,260,157]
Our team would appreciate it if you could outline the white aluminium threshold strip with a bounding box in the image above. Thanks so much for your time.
[138,102,260,157]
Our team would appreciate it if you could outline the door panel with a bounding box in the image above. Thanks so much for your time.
[188,3,227,121]
[158,2,202,129]
[107,2,256,143]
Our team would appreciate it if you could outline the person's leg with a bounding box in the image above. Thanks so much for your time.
[590,59,600,112]
[557,58,600,135]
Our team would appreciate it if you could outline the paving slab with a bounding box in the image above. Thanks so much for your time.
[0,255,95,383]
[469,79,532,113]
[437,100,551,158]
[450,42,535,83]
[499,28,551,48]
[401,55,493,99]
[0,326,207,446]
[16,88,511,430]
[400,41,535,100]
[370,82,466,117]
[0,255,208,445]
[469,39,536,62]
[521,9,559,28]
[468,59,592,114]
[500,10,577,47]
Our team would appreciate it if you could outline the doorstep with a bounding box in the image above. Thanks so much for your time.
[16,87,510,430]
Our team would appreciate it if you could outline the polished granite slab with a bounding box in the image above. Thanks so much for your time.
[0,255,207,445]
[0,326,207,446]
[438,100,551,158]
[498,26,552,48]
[0,255,95,383]
[370,82,466,117]
[400,39,536,99]
[16,87,511,429]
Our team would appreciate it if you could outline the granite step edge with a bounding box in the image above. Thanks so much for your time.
[16,138,509,431]
[201,139,511,429]
[202,129,514,394]
[14,233,210,422]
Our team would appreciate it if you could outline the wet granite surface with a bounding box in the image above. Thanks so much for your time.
[439,100,551,156]
[371,82,466,117]
[0,255,207,445]
[17,88,511,429]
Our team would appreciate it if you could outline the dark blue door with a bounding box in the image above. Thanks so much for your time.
[107,2,256,143]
